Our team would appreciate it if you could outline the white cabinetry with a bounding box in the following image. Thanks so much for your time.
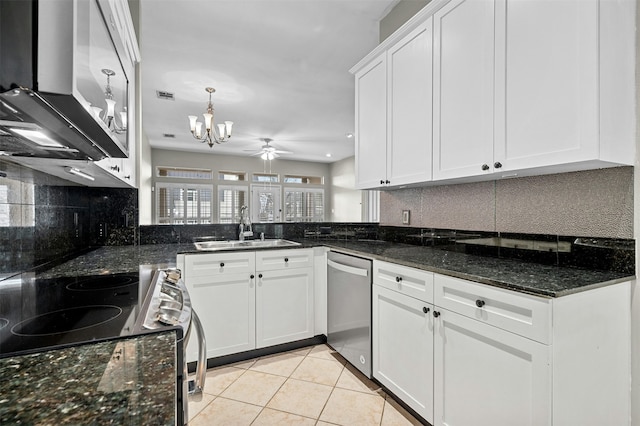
[255,250,314,348]
[353,0,635,187]
[183,248,314,362]
[354,20,433,189]
[371,258,631,426]
[432,0,495,180]
[432,0,634,181]
[183,252,256,360]
[372,260,434,422]
[432,273,630,426]
[433,308,550,426]
[354,53,387,189]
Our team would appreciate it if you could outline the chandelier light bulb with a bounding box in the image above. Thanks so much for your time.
[224,121,234,135]
[188,115,198,132]
[195,122,203,138]
[105,98,116,119]
[203,113,213,131]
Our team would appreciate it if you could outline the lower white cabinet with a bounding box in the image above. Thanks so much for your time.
[256,266,314,348]
[188,272,256,359]
[182,248,314,362]
[433,308,550,426]
[373,285,434,422]
[371,261,631,426]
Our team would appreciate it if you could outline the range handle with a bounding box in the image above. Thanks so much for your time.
[327,258,369,277]
[188,310,206,395]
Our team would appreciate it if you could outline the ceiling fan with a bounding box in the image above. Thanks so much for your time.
[244,138,293,160]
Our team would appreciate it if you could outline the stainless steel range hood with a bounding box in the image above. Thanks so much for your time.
[0,0,135,162]
[0,88,114,160]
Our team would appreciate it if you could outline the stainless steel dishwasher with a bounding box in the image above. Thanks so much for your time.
[327,251,373,378]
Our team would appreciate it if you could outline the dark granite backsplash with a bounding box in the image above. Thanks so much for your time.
[0,160,138,276]
[1,158,634,278]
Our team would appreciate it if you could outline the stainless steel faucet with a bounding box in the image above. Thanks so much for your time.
[239,205,253,241]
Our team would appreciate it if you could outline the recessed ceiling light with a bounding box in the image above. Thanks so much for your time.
[326,153,332,157]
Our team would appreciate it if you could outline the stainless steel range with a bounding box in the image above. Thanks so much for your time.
[138,267,207,423]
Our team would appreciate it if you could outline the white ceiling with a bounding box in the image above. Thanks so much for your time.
[139,0,398,163]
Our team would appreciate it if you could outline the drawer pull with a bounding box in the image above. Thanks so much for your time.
[250,274,255,279]
[422,306,430,314]
[475,299,486,308]
[395,276,402,283]
[220,262,225,268]
[433,311,441,318]
[258,273,263,278]
[284,258,289,263]
[481,164,490,171]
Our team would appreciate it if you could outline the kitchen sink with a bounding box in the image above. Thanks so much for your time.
[193,239,301,251]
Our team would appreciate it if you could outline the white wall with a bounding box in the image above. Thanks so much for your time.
[328,156,363,222]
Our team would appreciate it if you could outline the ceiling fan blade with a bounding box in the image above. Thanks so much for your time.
[273,150,293,154]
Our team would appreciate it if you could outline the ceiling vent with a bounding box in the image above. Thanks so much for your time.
[163,133,176,138]
[156,90,175,100]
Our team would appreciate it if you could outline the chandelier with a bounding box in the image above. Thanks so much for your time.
[91,69,127,134]
[188,87,234,148]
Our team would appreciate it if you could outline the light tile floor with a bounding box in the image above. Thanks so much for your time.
[188,344,423,425]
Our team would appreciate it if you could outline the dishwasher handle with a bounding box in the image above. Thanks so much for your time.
[327,258,369,277]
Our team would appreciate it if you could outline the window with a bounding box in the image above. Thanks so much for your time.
[157,166,212,180]
[219,171,247,181]
[156,183,213,224]
[283,175,324,185]
[252,173,279,183]
[218,185,248,223]
[251,185,281,223]
[284,188,324,222]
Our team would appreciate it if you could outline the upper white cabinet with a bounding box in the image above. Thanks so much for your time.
[353,0,635,188]
[433,0,634,181]
[354,20,433,189]
[432,0,495,180]
[354,53,388,189]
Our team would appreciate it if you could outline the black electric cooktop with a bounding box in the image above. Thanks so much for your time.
[0,272,146,356]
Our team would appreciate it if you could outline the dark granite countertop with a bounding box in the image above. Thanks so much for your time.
[319,240,633,297]
[38,239,634,299]
[178,239,633,297]
[0,329,179,425]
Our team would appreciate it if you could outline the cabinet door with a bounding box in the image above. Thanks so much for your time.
[373,285,434,422]
[433,308,550,426]
[186,273,256,361]
[355,52,387,189]
[387,19,433,186]
[432,0,495,180]
[255,267,314,348]
[493,0,598,171]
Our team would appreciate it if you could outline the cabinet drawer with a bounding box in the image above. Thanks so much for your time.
[184,252,255,279]
[256,248,314,271]
[373,260,434,303]
[434,274,551,344]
